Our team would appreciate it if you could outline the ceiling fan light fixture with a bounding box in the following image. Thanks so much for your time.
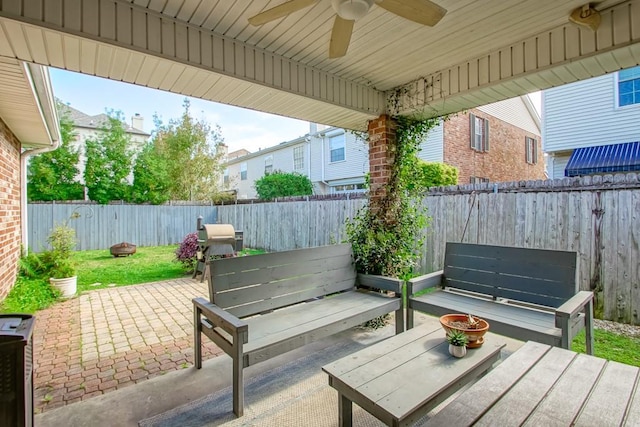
[331,0,374,21]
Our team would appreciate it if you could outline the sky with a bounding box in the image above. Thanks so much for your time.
[50,68,542,153]
[49,68,311,153]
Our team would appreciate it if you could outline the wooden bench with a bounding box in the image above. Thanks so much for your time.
[193,243,404,417]
[406,242,594,354]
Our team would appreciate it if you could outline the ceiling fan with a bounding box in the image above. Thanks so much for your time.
[248,0,447,59]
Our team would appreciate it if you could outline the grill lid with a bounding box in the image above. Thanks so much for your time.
[198,224,235,245]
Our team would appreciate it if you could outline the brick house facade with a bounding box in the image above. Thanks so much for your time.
[443,110,545,184]
[0,119,22,300]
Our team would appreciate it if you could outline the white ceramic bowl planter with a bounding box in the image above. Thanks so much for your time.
[50,276,77,299]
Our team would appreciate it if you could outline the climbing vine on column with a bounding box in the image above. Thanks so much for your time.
[346,115,444,279]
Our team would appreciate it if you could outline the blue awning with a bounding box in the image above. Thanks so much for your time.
[565,141,640,177]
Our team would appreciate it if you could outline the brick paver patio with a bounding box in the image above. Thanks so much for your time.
[33,278,223,413]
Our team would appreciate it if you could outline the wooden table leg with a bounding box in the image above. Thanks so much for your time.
[338,393,353,427]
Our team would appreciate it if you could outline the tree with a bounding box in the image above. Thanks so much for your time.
[84,111,133,204]
[153,99,225,201]
[130,142,171,204]
[254,171,313,200]
[27,103,84,201]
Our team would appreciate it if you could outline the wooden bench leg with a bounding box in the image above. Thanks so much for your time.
[395,307,404,334]
[232,329,247,417]
[338,393,352,427]
[193,306,202,369]
[585,299,594,356]
[233,355,243,417]
[406,307,414,330]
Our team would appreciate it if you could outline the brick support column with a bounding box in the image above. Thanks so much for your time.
[368,114,399,219]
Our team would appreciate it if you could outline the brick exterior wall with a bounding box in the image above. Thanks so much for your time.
[443,110,545,184]
[0,119,21,301]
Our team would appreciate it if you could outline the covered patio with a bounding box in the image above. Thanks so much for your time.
[2,0,640,425]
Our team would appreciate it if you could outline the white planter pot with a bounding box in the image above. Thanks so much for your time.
[449,344,467,358]
[50,276,77,299]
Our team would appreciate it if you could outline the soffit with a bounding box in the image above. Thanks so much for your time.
[0,58,55,148]
[141,0,624,90]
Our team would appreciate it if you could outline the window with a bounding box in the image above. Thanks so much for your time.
[264,155,273,174]
[240,163,247,181]
[332,183,366,193]
[293,146,304,170]
[619,66,640,107]
[329,134,345,162]
[469,114,489,152]
[223,168,229,184]
[525,137,538,164]
[470,176,489,184]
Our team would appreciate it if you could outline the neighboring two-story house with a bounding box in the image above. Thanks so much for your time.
[59,103,151,190]
[543,65,640,179]
[224,96,543,199]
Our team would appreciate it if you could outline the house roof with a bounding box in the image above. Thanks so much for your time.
[0,59,60,148]
[58,103,150,136]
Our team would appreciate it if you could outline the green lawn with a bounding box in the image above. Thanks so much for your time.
[572,329,640,367]
[1,245,264,314]
[75,245,185,292]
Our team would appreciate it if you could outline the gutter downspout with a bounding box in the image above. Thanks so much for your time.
[19,63,61,253]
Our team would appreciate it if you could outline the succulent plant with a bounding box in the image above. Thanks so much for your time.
[446,329,469,347]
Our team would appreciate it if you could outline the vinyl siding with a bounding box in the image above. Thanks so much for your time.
[323,130,368,181]
[548,154,571,179]
[478,97,540,136]
[417,121,444,162]
[544,72,640,153]
[309,134,323,183]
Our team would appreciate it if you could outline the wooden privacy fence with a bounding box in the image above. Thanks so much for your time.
[27,173,640,323]
[27,202,217,251]
[216,198,367,252]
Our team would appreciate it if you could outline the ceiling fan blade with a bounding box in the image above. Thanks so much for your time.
[248,0,318,26]
[377,0,447,27]
[329,16,354,59]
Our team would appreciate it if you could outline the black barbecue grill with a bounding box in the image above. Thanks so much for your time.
[193,222,237,282]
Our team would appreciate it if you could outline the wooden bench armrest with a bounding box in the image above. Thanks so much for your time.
[555,291,593,320]
[193,297,248,335]
[357,273,403,294]
[555,291,594,355]
[407,270,444,295]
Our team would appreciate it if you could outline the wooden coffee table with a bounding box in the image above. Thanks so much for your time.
[322,322,506,426]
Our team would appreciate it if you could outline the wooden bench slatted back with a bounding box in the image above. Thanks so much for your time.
[209,244,356,318]
[444,243,578,308]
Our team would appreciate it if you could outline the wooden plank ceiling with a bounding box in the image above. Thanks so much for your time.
[0,0,638,130]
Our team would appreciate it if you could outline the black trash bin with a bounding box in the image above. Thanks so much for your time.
[0,314,35,427]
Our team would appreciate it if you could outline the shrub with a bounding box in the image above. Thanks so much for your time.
[40,224,78,279]
[254,171,313,200]
[417,161,458,188]
[175,232,199,273]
